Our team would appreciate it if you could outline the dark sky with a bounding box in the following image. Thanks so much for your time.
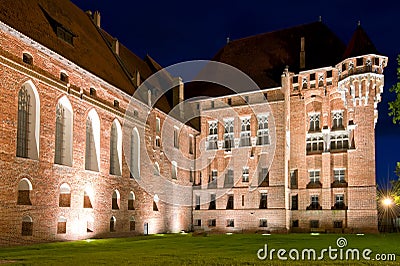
[71,0,400,185]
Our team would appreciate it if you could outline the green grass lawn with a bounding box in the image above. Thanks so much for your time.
[0,233,399,265]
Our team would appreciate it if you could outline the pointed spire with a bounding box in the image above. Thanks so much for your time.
[342,24,378,59]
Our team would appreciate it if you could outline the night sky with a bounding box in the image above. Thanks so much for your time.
[71,0,400,186]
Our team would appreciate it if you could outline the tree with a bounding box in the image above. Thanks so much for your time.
[389,55,400,123]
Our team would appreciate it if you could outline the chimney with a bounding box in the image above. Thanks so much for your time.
[93,11,101,28]
[112,39,119,55]
[300,37,305,69]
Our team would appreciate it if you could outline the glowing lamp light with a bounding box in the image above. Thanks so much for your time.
[382,198,393,207]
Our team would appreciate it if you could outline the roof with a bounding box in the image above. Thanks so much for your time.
[0,0,171,112]
[342,25,378,59]
[211,22,346,90]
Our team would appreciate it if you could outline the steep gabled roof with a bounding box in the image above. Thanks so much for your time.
[0,0,172,112]
[342,25,378,59]
[211,22,346,90]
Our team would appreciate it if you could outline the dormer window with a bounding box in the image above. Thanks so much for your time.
[22,53,33,65]
[57,26,74,45]
[60,72,69,83]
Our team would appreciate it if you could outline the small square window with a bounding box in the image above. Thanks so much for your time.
[310,73,316,81]
[60,72,69,83]
[356,57,363,66]
[292,220,299,228]
[208,219,216,227]
[23,53,33,65]
[292,76,298,83]
[226,219,234,227]
[194,219,201,226]
[259,219,268,227]
[310,220,319,228]
[114,100,119,108]
[334,220,343,228]
[327,70,332,78]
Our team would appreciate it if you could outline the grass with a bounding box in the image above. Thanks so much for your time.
[0,233,399,265]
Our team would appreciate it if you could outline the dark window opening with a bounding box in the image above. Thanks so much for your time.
[293,76,298,83]
[227,219,234,227]
[224,169,234,187]
[194,219,201,226]
[259,168,269,187]
[23,53,33,65]
[356,57,363,66]
[128,199,135,210]
[290,170,298,189]
[310,220,319,228]
[209,194,216,210]
[327,70,332,78]
[259,219,268,227]
[208,219,216,227]
[341,63,346,72]
[112,197,119,210]
[310,73,316,81]
[114,100,119,108]
[334,220,343,228]
[60,72,69,83]
[291,195,298,210]
[226,195,234,209]
[57,26,74,45]
[153,201,159,211]
[374,57,380,66]
[17,190,32,205]
[22,221,33,236]
[110,218,116,232]
[259,193,267,209]
[227,98,232,105]
[130,220,136,231]
[90,88,96,96]
[292,220,299,228]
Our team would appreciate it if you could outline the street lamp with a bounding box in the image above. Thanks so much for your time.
[382,197,393,207]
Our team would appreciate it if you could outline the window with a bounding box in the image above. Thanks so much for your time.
[308,113,320,132]
[307,195,320,210]
[55,97,73,166]
[334,169,346,182]
[374,57,380,66]
[207,121,218,150]
[113,100,119,108]
[334,220,343,228]
[334,194,346,210]
[110,216,116,232]
[341,63,346,72]
[194,219,201,226]
[224,169,234,187]
[310,220,319,228]
[110,120,122,176]
[60,72,69,83]
[190,168,194,183]
[130,128,140,179]
[210,101,214,108]
[327,70,332,78]
[83,189,93,208]
[57,216,67,234]
[310,73,316,81]
[59,183,71,207]
[226,195,234,209]
[195,195,200,210]
[241,195,245,206]
[257,115,269,145]
[242,167,249,182]
[189,135,194,154]
[332,111,344,130]
[227,98,232,105]
[57,26,74,45]
[259,168,269,187]
[293,76,298,83]
[128,192,135,210]
[208,219,216,227]
[156,117,161,133]
[226,219,234,227]
[290,170,298,189]
[292,220,299,228]
[318,74,324,87]
[155,136,160,148]
[209,170,217,188]
[330,133,349,151]
[130,217,136,231]
[21,216,33,236]
[112,190,120,210]
[309,170,320,183]
[356,57,363,66]
[306,134,324,153]
[302,77,308,89]
[172,161,177,179]
[259,193,267,209]
[209,194,216,210]
[291,195,298,210]
[17,178,32,205]
[154,162,160,176]
[173,127,179,148]
[23,53,33,65]
[85,110,100,172]
[223,119,234,151]
[17,82,40,159]
[259,219,268,227]
[240,117,251,147]
[153,194,159,211]
[90,87,96,96]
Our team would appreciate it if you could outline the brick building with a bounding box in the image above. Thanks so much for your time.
[0,1,387,245]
